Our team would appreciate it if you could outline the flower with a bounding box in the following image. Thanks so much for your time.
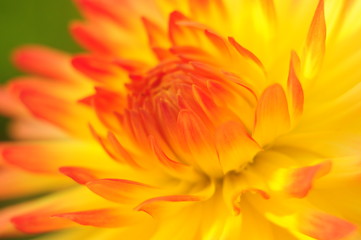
[1,0,361,239]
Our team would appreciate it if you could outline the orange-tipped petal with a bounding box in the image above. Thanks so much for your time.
[299,212,357,240]
[142,17,168,49]
[12,46,80,83]
[271,161,332,198]
[253,84,290,146]
[287,51,304,122]
[59,167,99,185]
[0,167,66,200]
[149,135,189,172]
[228,37,265,70]
[74,0,133,29]
[168,11,189,46]
[287,161,332,198]
[70,21,112,55]
[0,87,27,117]
[53,208,145,228]
[135,181,215,217]
[19,89,88,136]
[72,55,119,84]
[216,121,261,173]
[9,118,67,140]
[134,195,201,216]
[2,142,115,174]
[176,109,212,149]
[11,212,74,234]
[303,0,326,79]
[106,132,139,167]
[177,109,221,176]
[86,179,156,204]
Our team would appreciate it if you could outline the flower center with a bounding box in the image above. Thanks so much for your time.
[123,59,260,178]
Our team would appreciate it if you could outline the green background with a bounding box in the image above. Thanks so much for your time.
[0,0,81,141]
[0,1,81,239]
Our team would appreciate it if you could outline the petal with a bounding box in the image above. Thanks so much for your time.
[53,208,149,228]
[142,17,168,48]
[71,54,128,87]
[303,0,326,80]
[177,109,222,176]
[148,135,191,174]
[299,212,357,240]
[74,0,134,29]
[8,118,67,140]
[134,181,215,217]
[8,187,113,234]
[70,21,113,55]
[287,51,304,122]
[86,179,157,204]
[268,211,357,240]
[0,167,67,200]
[19,89,90,137]
[253,84,291,146]
[12,46,83,84]
[270,161,332,198]
[11,212,74,234]
[215,121,261,173]
[2,141,117,174]
[228,37,265,70]
[0,86,27,117]
[59,167,99,185]
[134,195,202,217]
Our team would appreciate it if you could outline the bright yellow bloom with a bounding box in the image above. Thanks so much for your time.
[1,0,361,239]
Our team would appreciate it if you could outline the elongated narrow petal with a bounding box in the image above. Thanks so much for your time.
[11,212,75,234]
[299,212,357,240]
[86,179,156,204]
[303,0,326,79]
[287,51,304,122]
[2,142,115,174]
[53,208,147,228]
[12,46,84,84]
[59,167,99,184]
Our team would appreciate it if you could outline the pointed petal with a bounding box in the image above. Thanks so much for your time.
[216,121,261,173]
[86,179,156,204]
[70,21,112,54]
[53,208,148,228]
[287,51,304,122]
[228,37,265,70]
[0,167,66,200]
[2,142,114,174]
[177,109,221,176]
[12,46,82,84]
[299,212,357,240]
[134,195,201,217]
[19,89,90,136]
[271,161,332,198]
[253,84,290,146]
[59,167,99,185]
[142,17,168,48]
[71,55,126,86]
[11,212,74,234]
[149,135,190,173]
[303,0,326,79]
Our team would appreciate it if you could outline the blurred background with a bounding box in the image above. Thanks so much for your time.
[0,0,81,141]
[0,1,81,239]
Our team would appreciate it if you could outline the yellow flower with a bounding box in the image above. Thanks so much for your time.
[1,0,361,239]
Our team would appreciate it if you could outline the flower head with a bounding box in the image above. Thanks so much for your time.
[1,0,361,239]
